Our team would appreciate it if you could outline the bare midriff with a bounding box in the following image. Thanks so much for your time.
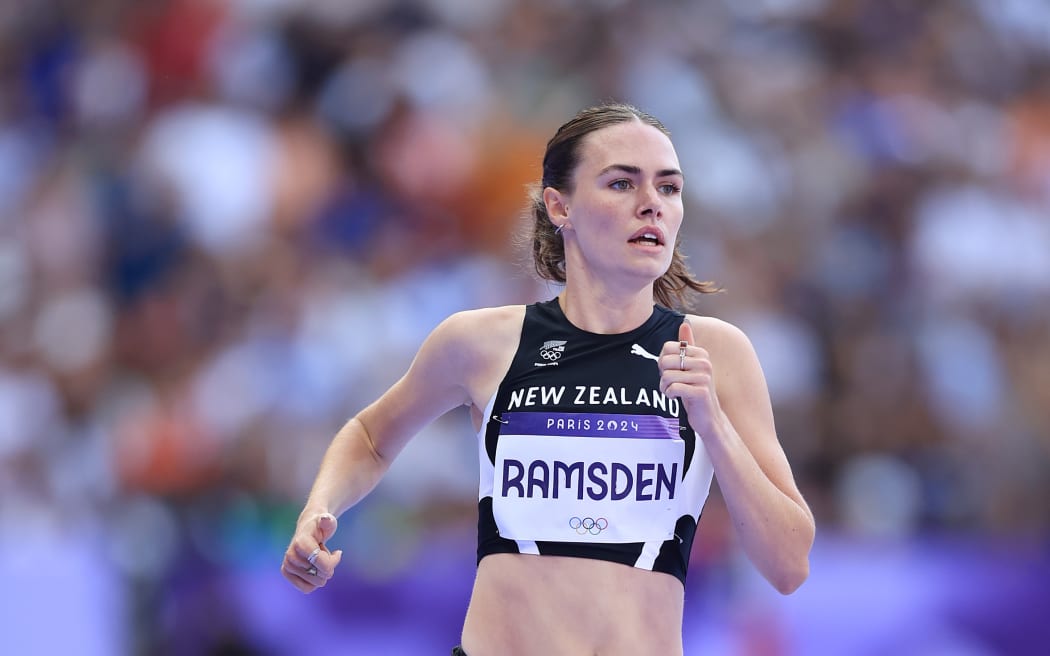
[460,552,685,656]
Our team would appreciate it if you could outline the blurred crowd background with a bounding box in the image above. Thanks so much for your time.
[2,0,1049,654]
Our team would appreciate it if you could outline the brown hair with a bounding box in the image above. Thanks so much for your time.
[528,102,719,310]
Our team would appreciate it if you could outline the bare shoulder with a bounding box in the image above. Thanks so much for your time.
[437,305,527,353]
[355,306,526,456]
[443,304,527,332]
[684,314,766,393]
[408,305,526,373]
[429,305,526,401]
[685,314,755,362]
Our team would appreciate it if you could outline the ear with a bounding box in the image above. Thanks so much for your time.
[542,186,570,228]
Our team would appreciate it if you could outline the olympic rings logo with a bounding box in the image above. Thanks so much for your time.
[569,517,609,535]
[540,349,562,360]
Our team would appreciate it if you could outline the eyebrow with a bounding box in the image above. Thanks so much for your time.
[598,164,685,180]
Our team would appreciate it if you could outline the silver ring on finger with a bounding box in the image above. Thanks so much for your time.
[307,566,318,577]
[308,547,321,565]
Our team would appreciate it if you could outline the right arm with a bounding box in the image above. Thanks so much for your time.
[281,312,477,592]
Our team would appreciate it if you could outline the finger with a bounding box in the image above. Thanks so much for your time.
[661,369,711,393]
[313,549,344,580]
[679,319,694,346]
[660,346,713,370]
[664,381,697,400]
[281,562,317,593]
[658,342,688,368]
[289,541,329,570]
[662,375,705,398]
[316,513,338,543]
[660,340,682,357]
[287,550,310,571]
[658,353,686,373]
[660,370,683,396]
[292,539,326,564]
[662,366,711,384]
[310,549,342,579]
[291,541,338,572]
[288,548,326,578]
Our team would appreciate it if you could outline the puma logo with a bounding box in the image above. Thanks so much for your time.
[630,344,659,362]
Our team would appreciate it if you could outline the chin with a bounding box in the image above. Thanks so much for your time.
[650,258,675,279]
[630,263,673,286]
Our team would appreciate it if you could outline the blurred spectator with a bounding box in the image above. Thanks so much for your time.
[1,0,1048,654]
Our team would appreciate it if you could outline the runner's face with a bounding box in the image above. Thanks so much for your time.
[559,120,684,284]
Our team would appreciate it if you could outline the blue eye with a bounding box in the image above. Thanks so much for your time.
[659,183,682,195]
[609,179,632,191]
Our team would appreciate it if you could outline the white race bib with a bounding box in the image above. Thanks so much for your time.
[492,412,686,543]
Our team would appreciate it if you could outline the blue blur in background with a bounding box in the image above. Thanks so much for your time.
[1,0,1049,654]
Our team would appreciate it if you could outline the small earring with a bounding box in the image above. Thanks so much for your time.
[554,223,564,235]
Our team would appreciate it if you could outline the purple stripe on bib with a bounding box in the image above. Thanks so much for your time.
[503,412,680,440]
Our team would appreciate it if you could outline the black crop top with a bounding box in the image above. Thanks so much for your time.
[474,298,714,585]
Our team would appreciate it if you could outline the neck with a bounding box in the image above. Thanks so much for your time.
[558,282,655,334]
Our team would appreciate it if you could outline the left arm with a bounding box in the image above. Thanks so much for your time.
[660,317,814,594]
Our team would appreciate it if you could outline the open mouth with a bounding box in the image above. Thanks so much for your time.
[628,230,664,246]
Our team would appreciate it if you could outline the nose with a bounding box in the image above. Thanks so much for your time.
[638,188,663,220]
